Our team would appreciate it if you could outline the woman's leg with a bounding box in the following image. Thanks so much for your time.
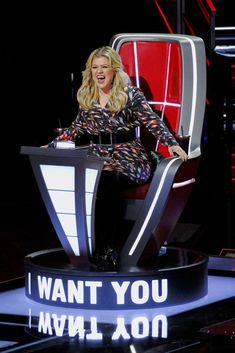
[94,171,135,258]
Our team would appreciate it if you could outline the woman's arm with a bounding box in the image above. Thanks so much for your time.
[130,87,188,161]
[56,108,86,141]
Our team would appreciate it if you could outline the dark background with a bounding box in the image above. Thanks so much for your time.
[0,0,234,281]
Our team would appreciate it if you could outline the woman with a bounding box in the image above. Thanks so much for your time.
[53,46,188,266]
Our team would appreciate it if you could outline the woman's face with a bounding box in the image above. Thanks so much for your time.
[91,56,115,93]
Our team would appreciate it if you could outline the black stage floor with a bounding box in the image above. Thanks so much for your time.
[0,187,234,352]
[0,264,235,353]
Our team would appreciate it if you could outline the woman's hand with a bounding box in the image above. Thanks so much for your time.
[168,145,188,162]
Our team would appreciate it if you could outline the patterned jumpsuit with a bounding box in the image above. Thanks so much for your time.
[57,86,179,254]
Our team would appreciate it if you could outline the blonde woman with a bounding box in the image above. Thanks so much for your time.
[53,46,188,266]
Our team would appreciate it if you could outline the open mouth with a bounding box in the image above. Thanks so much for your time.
[97,75,105,84]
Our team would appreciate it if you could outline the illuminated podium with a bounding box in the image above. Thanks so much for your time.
[21,145,104,266]
[21,145,208,310]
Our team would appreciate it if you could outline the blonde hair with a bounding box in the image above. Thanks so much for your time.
[77,46,130,112]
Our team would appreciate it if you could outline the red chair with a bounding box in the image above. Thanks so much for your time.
[110,33,207,266]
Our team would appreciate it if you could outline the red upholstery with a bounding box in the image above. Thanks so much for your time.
[119,41,182,158]
[118,41,183,199]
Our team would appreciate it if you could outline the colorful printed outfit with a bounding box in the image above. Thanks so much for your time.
[58,86,178,184]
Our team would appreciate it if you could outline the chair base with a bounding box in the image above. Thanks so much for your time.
[25,247,208,310]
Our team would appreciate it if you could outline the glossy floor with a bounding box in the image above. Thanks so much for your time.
[0,270,235,352]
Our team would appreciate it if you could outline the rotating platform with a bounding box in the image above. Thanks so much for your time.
[25,247,208,310]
